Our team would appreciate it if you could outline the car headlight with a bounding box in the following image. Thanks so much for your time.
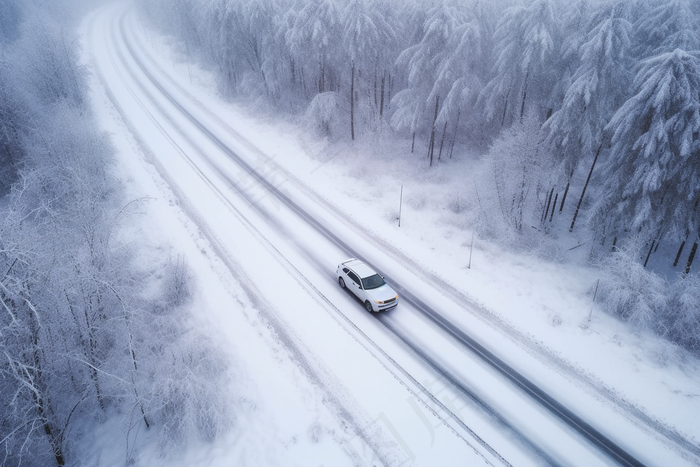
[375,295,399,305]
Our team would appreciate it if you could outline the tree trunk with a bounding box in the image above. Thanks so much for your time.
[350,61,355,141]
[411,131,415,153]
[520,71,529,123]
[570,143,602,232]
[83,301,105,412]
[542,187,554,223]
[685,241,698,274]
[388,74,393,106]
[448,109,460,159]
[373,66,378,108]
[643,240,655,268]
[27,301,65,466]
[674,239,686,267]
[549,193,558,222]
[501,89,510,126]
[379,72,386,119]
[427,131,436,167]
[428,95,440,167]
[559,169,574,213]
[319,61,324,93]
[437,120,448,162]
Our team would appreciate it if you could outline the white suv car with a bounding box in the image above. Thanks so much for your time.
[337,258,399,312]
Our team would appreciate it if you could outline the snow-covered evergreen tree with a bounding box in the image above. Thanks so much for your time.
[480,0,559,129]
[600,49,700,242]
[544,2,634,230]
[633,0,699,58]
[391,2,466,162]
[342,0,396,138]
[286,0,342,95]
[546,3,633,172]
[434,3,494,150]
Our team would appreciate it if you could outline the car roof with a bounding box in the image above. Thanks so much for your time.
[343,259,377,279]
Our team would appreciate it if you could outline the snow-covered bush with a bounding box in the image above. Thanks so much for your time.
[665,274,700,355]
[598,239,700,356]
[161,255,194,309]
[598,240,667,330]
[303,92,349,140]
[476,114,560,248]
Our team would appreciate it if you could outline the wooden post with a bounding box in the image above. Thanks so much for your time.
[398,185,403,227]
[468,230,475,269]
[587,279,600,324]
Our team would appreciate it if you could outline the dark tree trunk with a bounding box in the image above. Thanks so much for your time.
[643,240,655,268]
[428,95,440,166]
[350,62,355,141]
[570,143,602,232]
[28,305,65,466]
[427,130,436,166]
[542,187,554,223]
[449,109,460,159]
[373,67,378,108]
[319,61,324,93]
[559,169,574,213]
[501,90,510,126]
[685,242,698,274]
[520,71,529,123]
[379,72,386,118]
[437,120,447,162]
[411,131,415,153]
[549,193,558,222]
[388,74,394,107]
[674,240,686,267]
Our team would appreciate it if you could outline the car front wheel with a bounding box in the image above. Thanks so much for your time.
[338,277,346,288]
[364,301,373,313]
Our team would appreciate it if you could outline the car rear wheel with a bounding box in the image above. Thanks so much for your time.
[338,277,346,288]
[364,301,373,313]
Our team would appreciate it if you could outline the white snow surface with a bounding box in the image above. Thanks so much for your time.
[78,4,700,467]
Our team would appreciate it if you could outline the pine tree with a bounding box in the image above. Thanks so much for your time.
[480,0,559,128]
[601,49,700,242]
[544,3,634,231]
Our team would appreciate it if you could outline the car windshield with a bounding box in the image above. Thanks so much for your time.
[361,274,385,290]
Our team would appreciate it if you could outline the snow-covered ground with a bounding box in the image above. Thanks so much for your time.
[79,3,700,466]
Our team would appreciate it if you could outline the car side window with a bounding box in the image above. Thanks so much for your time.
[347,271,360,284]
[342,268,349,274]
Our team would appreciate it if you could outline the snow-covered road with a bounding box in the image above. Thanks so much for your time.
[83,4,700,467]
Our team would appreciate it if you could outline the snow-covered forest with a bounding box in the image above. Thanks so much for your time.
[0,2,230,465]
[138,0,700,355]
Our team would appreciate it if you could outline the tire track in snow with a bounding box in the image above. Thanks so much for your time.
[90,8,411,467]
[104,6,680,467]
[128,25,700,467]
[121,11,700,467]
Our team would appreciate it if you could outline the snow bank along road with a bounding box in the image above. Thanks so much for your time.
[87,4,699,467]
